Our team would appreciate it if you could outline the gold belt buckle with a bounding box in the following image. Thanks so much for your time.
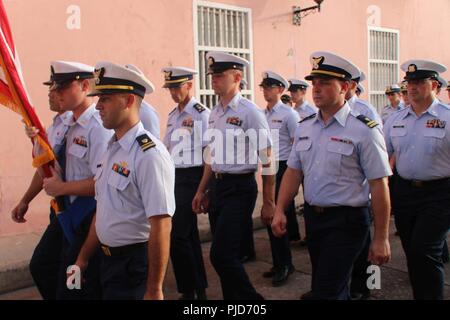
[411,180,424,188]
[101,245,112,257]
[214,172,223,180]
[313,206,325,214]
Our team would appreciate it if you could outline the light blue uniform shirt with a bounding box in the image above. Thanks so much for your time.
[384,99,450,181]
[294,101,317,120]
[381,101,405,124]
[163,97,210,168]
[348,95,383,128]
[288,102,392,207]
[95,122,175,247]
[140,100,160,138]
[65,104,113,203]
[207,93,272,174]
[265,101,300,161]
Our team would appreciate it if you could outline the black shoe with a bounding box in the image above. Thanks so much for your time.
[196,289,208,300]
[272,265,295,287]
[350,291,370,300]
[179,292,196,300]
[262,267,276,278]
[300,290,314,300]
[240,254,256,264]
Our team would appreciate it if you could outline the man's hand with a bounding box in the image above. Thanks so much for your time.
[43,166,65,197]
[22,120,40,139]
[11,201,29,223]
[192,191,209,214]
[368,238,391,266]
[271,208,287,238]
[260,201,275,226]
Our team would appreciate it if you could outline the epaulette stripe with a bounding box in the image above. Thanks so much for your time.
[299,113,316,123]
[356,115,379,128]
[136,134,156,152]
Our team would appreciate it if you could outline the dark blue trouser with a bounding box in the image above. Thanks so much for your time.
[267,161,293,269]
[393,177,450,300]
[209,173,261,300]
[56,213,102,300]
[304,203,370,300]
[100,243,148,300]
[170,167,208,294]
[29,210,63,300]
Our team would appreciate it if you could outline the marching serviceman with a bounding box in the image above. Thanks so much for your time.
[74,62,175,300]
[162,66,209,300]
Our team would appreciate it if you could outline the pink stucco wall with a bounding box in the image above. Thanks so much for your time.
[1,0,449,236]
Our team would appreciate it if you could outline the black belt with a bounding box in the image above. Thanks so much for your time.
[398,176,450,188]
[305,202,367,215]
[175,166,203,173]
[213,172,255,180]
[101,241,147,257]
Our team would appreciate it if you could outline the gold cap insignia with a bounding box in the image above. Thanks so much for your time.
[263,72,269,79]
[94,68,105,85]
[164,71,172,81]
[408,64,417,73]
[312,56,325,70]
[208,57,215,67]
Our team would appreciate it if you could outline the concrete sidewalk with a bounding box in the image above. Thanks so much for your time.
[1,193,449,300]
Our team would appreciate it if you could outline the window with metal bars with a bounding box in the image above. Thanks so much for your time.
[368,27,400,113]
[193,0,254,109]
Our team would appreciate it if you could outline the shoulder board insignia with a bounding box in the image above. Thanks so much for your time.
[193,103,206,113]
[299,113,316,123]
[356,115,379,128]
[169,107,176,115]
[136,134,156,152]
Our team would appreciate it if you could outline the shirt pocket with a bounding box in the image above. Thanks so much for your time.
[325,141,354,176]
[423,128,446,154]
[68,144,88,159]
[107,173,131,209]
[295,139,312,171]
[389,126,407,152]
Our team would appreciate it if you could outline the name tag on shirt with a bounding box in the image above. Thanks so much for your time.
[299,136,309,141]
[393,125,405,129]
[426,119,446,129]
[272,119,283,123]
[112,162,130,178]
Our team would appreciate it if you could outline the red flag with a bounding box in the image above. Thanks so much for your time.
[0,0,55,172]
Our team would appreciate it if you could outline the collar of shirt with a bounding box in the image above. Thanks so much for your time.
[403,98,440,120]
[348,95,358,106]
[67,104,96,128]
[108,122,145,153]
[176,97,197,117]
[295,101,309,111]
[265,100,283,115]
[315,102,351,128]
[218,92,242,112]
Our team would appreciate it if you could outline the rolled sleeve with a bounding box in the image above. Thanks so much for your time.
[359,128,392,180]
[137,151,176,218]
